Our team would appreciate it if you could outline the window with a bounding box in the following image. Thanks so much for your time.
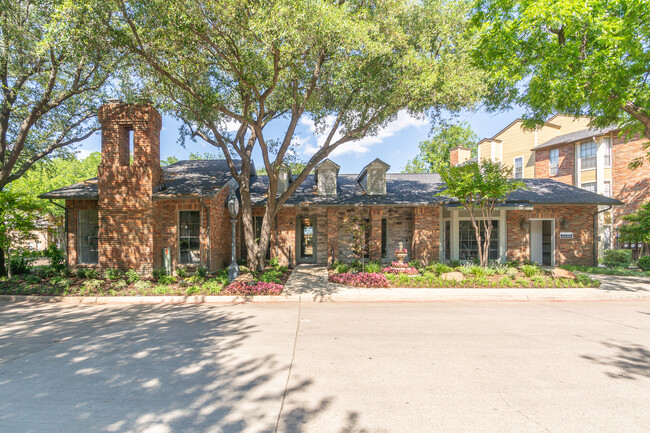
[603,138,612,167]
[78,209,99,264]
[444,221,451,261]
[580,141,597,170]
[179,211,200,265]
[513,157,523,179]
[603,181,611,197]
[549,148,559,176]
[581,182,597,193]
[459,220,499,261]
[364,218,371,259]
[381,218,387,258]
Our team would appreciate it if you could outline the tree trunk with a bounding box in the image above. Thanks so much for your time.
[6,246,12,279]
[468,214,484,267]
[0,247,5,277]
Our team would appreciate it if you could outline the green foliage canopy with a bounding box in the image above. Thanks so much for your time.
[404,122,478,173]
[0,190,42,277]
[618,201,650,244]
[472,0,650,166]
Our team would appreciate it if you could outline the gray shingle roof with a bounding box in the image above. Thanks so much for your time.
[41,159,621,206]
[534,126,617,150]
[40,159,247,200]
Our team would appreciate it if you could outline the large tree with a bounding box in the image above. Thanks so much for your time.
[404,122,478,173]
[95,0,486,270]
[472,0,650,167]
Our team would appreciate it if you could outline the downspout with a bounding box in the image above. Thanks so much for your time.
[594,205,613,266]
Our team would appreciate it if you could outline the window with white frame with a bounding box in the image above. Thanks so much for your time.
[580,141,597,170]
[549,148,559,176]
[581,182,597,193]
[179,211,201,265]
[603,138,612,167]
[459,220,500,261]
[603,181,611,197]
[513,157,523,179]
[78,209,99,264]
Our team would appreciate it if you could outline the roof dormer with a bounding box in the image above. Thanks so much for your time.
[314,158,340,195]
[357,158,390,195]
[276,164,292,195]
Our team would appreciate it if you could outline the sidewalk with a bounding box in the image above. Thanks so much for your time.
[1,265,649,304]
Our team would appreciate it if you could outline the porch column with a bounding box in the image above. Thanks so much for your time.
[370,207,383,261]
[327,208,338,265]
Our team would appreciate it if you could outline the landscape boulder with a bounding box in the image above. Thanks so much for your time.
[440,271,465,282]
[551,268,576,280]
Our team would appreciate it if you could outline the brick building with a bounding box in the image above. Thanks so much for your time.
[42,103,621,274]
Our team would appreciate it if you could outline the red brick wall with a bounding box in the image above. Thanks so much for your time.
[97,102,164,274]
[612,135,650,226]
[507,205,596,266]
[370,208,383,261]
[327,207,339,265]
[412,207,439,263]
[65,199,99,268]
[276,208,297,266]
[535,145,575,185]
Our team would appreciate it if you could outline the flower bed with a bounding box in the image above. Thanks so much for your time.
[223,281,283,296]
[382,266,419,275]
[328,272,389,288]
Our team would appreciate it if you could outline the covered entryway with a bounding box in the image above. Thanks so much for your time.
[297,216,317,263]
[530,219,554,266]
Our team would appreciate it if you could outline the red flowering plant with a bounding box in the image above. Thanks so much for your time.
[382,266,419,275]
[223,281,283,296]
[328,272,389,288]
[389,260,409,268]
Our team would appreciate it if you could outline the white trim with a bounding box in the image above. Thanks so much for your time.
[549,148,559,177]
[529,218,556,267]
[177,209,202,267]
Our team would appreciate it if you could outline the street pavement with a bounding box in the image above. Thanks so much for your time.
[0,300,648,432]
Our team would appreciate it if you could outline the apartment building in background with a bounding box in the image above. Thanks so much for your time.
[477,115,650,259]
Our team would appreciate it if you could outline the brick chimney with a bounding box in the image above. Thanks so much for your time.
[97,101,163,274]
[450,146,471,166]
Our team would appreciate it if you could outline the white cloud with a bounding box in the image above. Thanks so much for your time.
[76,148,94,159]
[299,111,427,157]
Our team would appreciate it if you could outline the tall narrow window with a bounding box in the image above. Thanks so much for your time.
[381,218,387,258]
[603,181,612,197]
[603,138,612,167]
[580,141,597,170]
[513,157,523,179]
[364,218,370,259]
[549,148,559,176]
[179,211,201,265]
[78,209,99,264]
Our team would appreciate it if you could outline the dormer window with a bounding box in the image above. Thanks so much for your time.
[277,164,292,195]
[357,158,390,195]
[314,159,340,195]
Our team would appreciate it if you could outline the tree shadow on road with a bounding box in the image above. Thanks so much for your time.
[581,340,650,380]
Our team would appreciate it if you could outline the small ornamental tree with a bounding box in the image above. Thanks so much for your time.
[618,201,650,255]
[342,212,369,270]
[438,159,525,267]
[0,191,42,278]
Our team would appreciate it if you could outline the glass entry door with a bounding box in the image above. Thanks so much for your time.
[298,217,316,262]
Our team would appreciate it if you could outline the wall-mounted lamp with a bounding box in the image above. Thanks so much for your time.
[519,218,528,231]
[560,217,569,230]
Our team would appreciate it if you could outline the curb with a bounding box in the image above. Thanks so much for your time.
[2,289,650,304]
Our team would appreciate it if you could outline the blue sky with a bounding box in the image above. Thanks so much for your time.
[76,106,524,174]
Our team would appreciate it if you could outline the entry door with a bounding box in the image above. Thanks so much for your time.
[298,217,316,263]
[530,220,554,266]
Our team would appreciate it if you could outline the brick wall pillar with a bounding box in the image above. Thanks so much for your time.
[276,208,297,267]
[412,207,439,263]
[370,207,383,261]
[327,207,338,265]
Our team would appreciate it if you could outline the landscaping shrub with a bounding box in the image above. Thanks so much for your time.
[43,244,65,271]
[134,280,152,291]
[409,259,424,270]
[104,268,122,280]
[269,257,280,267]
[382,266,419,275]
[125,269,140,284]
[196,266,209,278]
[349,260,362,272]
[521,264,540,278]
[157,275,176,285]
[187,275,204,285]
[83,279,103,291]
[214,269,230,286]
[112,279,128,290]
[637,255,650,272]
[328,272,389,288]
[222,281,283,296]
[448,260,461,268]
[259,268,282,283]
[334,262,350,274]
[176,266,188,278]
[601,249,632,269]
[9,252,32,275]
[427,262,452,275]
[202,279,223,294]
[24,275,41,284]
[152,267,168,280]
[468,266,486,277]
[364,261,382,274]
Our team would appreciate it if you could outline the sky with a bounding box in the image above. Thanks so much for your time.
[75,106,525,174]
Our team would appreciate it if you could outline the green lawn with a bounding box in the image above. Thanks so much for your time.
[560,265,650,278]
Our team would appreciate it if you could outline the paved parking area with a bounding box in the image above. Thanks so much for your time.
[0,300,649,432]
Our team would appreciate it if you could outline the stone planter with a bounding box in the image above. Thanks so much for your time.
[395,252,407,263]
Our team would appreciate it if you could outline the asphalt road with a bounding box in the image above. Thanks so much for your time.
[0,301,648,433]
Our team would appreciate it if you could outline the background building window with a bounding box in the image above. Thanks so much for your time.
[78,209,99,264]
[581,182,597,193]
[179,211,201,265]
[513,157,523,179]
[549,148,559,176]
[603,138,612,167]
[603,181,611,197]
[580,141,597,170]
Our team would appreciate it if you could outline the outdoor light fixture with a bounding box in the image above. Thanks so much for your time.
[227,189,240,281]
[519,218,528,231]
[560,217,570,230]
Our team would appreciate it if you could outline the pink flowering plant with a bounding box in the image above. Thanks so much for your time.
[382,266,419,275]
[223,281,283,296]
[329,272,389,288]
[394,246,408,254]
[390,261,409,268]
